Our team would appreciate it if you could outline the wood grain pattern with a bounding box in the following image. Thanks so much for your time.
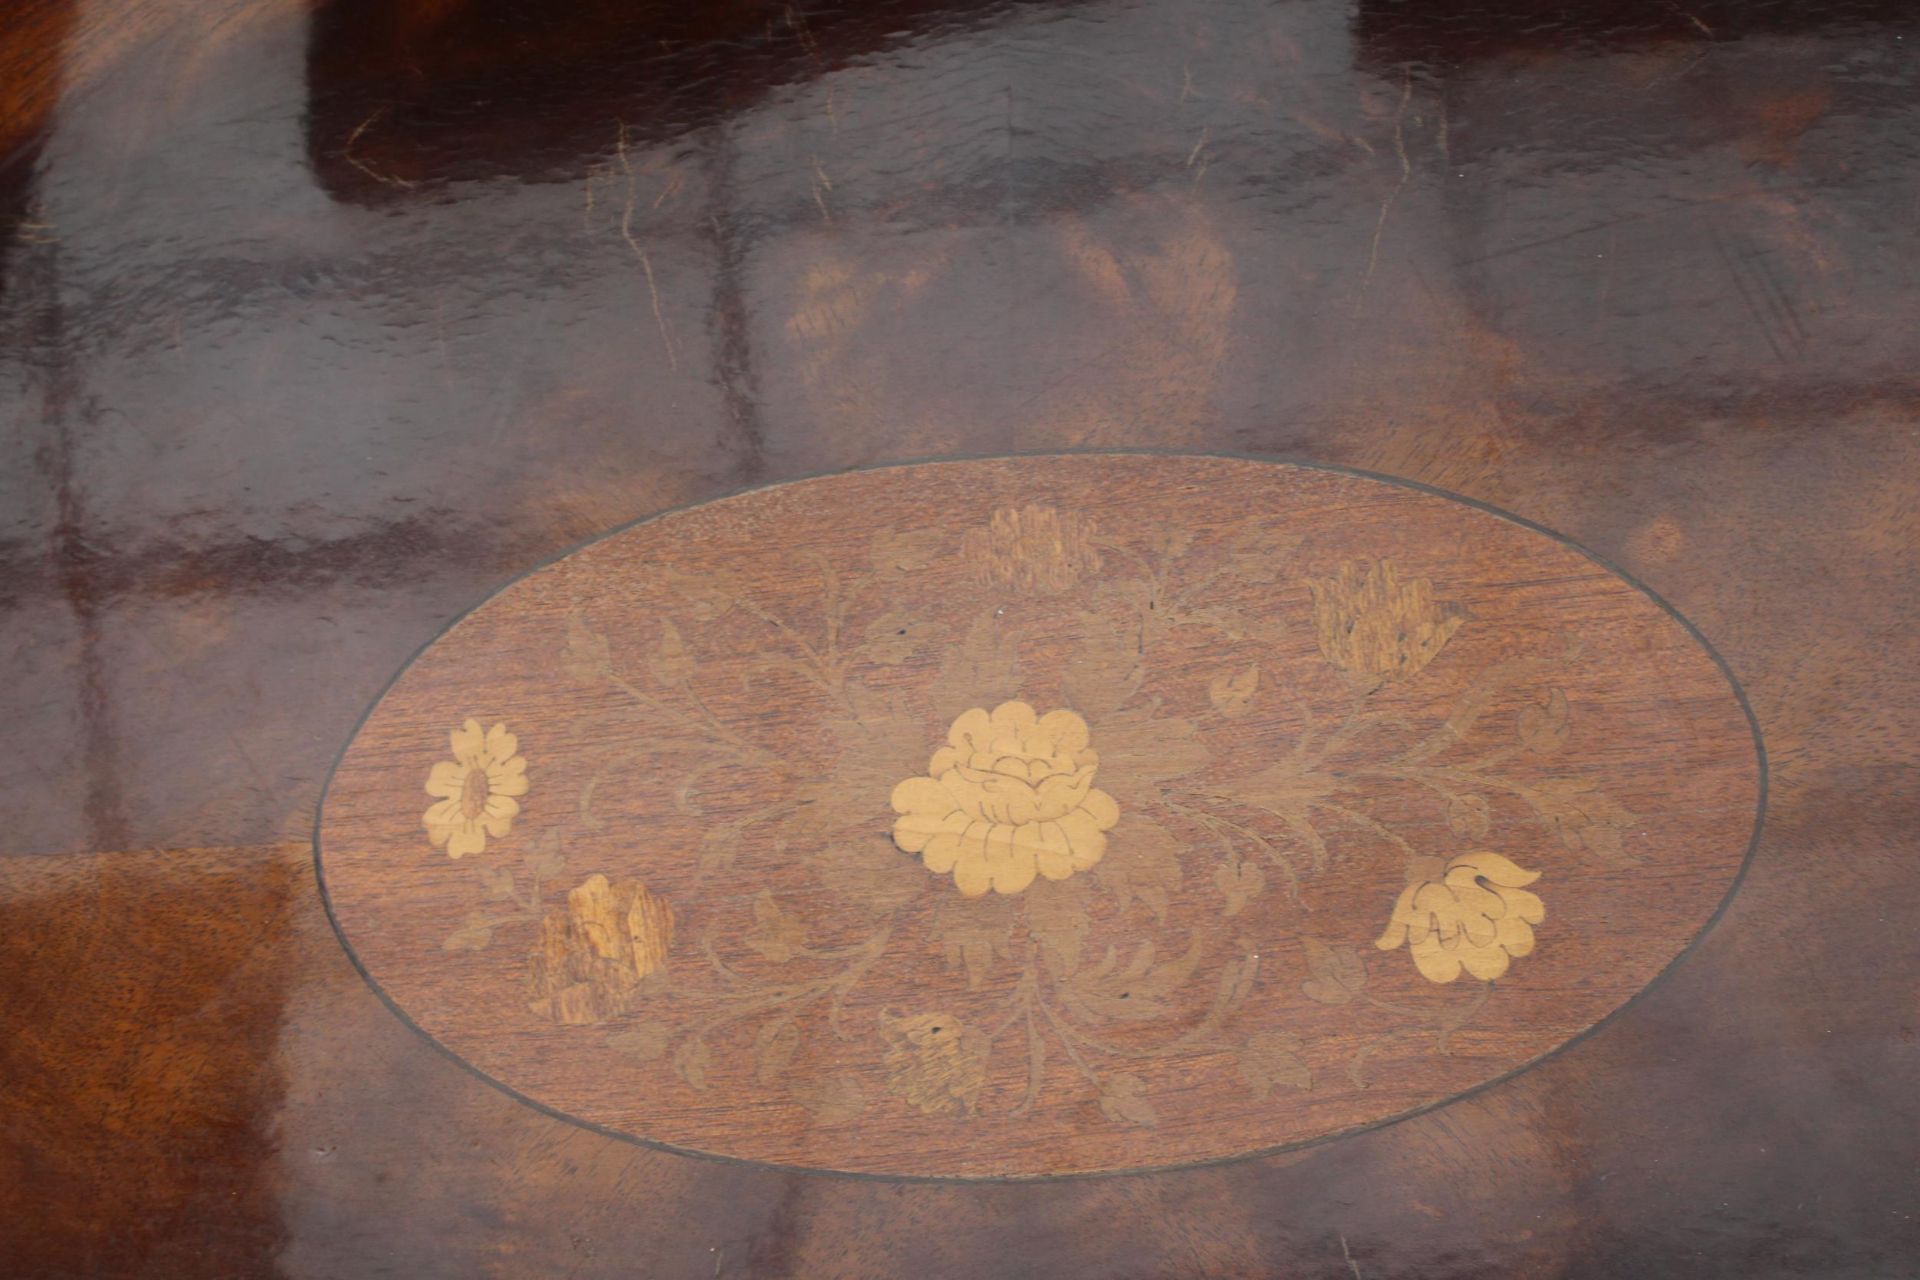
[317,455,1760,1177]
[5,0,1919,1271]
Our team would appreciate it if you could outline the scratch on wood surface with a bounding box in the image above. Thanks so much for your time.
[1355,73,1413,316]
[1675,6,1714,36]
[653,170,685,209]
[1641,46,1712,91]
[785,3,822,60]
[1709,217,1805,362]
[621,211,677,370]
[1461,183,1792,267]
[810,155,835,223]
[611,123,680,369]
[1186,126,1210,168]
[343,107,414,189]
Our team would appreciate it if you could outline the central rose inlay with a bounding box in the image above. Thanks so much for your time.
[889,700,1120,896]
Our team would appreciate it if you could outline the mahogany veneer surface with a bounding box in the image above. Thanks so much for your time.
[3,0,1918,1275]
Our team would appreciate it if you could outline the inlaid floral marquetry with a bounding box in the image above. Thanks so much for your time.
[421,719,528,857]
[316,454,1762,1179]
[891,702,1119,895]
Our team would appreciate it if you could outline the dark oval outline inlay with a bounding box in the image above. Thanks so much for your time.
[313,449,1768,1185]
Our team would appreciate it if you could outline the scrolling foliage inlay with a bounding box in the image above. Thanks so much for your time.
[412,505,1637,1130]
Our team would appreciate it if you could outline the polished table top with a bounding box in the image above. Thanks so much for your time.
[2,0,1917,1276]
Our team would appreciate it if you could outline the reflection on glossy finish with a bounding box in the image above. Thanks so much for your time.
[1,0,1917,1273]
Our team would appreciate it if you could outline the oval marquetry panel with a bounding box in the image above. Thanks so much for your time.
[316,454,1763,1179]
